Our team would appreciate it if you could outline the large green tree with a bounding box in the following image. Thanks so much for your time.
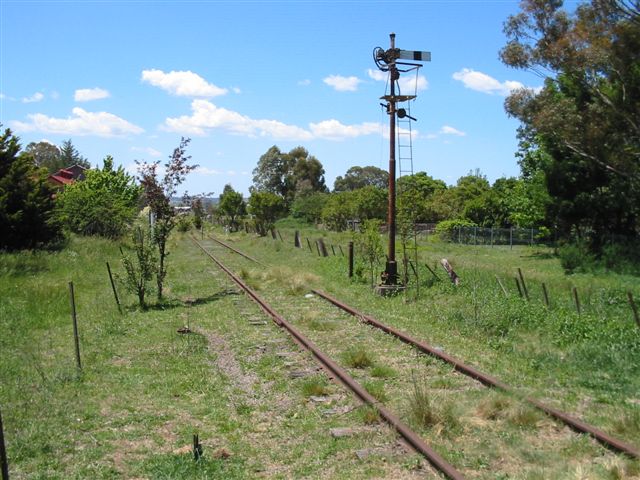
[397,172,447,222]
[334,165,388,191]
[218,184,246,231]
[25,141,63,173]
[59,139,90,169]
[501,0,640,246]
[247,190,285,235]
[0,128,63,250]
[58,156,141,238]
[25,139,90,173]
[252,145,327,206]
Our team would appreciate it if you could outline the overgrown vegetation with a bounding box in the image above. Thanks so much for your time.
[58,155,141,238]
[0,127,63,250]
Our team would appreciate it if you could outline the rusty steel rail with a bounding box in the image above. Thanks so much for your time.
[191,237,466,480]
[312,288,640,459]
[207,234,267,267]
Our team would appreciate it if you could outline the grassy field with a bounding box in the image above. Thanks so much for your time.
[1,225,639,479]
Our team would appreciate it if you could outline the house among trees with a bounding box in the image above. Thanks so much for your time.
[47,164,87,189]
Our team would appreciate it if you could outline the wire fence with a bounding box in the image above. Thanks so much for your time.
[422,226,546,248]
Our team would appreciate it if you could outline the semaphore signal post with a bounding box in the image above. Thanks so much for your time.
[374,33,431,295]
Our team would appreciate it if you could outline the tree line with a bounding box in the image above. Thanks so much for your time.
[1,0,638,270]
[213,146,548,237]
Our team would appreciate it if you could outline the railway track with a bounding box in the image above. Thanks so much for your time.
[192,236,466,480]
[193,233,639,478]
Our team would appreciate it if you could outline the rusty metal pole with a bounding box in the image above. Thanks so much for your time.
[384,32,398,286]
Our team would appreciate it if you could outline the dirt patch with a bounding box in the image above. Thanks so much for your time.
[202,330,260,400]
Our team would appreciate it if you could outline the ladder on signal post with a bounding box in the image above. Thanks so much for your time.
[397,102,414,179]
[395,100,420,297]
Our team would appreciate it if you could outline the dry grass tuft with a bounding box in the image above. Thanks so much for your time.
[301,376,330,397]
[342,346,374,369]
[259,267,320,295]
[476,394,541,427]
[407,377,460,433]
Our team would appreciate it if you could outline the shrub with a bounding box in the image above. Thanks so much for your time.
[176,215,192,232]
[434,219,477,242]
[120,227,157,309]
[558,242,595,274]
[58,156,141,239]
[290,192,327,224]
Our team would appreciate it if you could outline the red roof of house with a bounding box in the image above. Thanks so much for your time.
[48,174,75,185]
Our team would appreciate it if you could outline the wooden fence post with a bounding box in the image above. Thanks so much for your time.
[542,283,550,308]
[572,286,581,315]
[106,262,122,314]
[517,268,529,301]
[0,407,8,480]
[348,241,354,278]
[68,282,82,370]
[627,292,639,328]
[318,239,328,257]
[514,277,523,298]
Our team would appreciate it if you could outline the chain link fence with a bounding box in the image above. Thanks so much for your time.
[422,226,546,247]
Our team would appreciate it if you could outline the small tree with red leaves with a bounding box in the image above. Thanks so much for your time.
[137,138,197,300]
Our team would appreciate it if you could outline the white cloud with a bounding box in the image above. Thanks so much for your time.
[367,69,387,82]
[440,125,466,136]
[12,107,144,137]
[452,68,526,96]
[298,79,311,86]
[163,99,313,140]
[131,146,162,157]
[323,75,362,92]
[22,92,44,103]
[141,69,227,97]
[367,69,428,93]
[195,166,223,175]
[232,87,242,94]
[75,87,110,102]
[309,119,381,140]
[162,99,385,142]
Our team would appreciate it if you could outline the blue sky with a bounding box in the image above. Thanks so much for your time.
[1,0,546,196]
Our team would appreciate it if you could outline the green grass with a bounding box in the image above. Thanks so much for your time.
[301,376,330,397]
[3,227,640,479]
[341,345,374,369]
